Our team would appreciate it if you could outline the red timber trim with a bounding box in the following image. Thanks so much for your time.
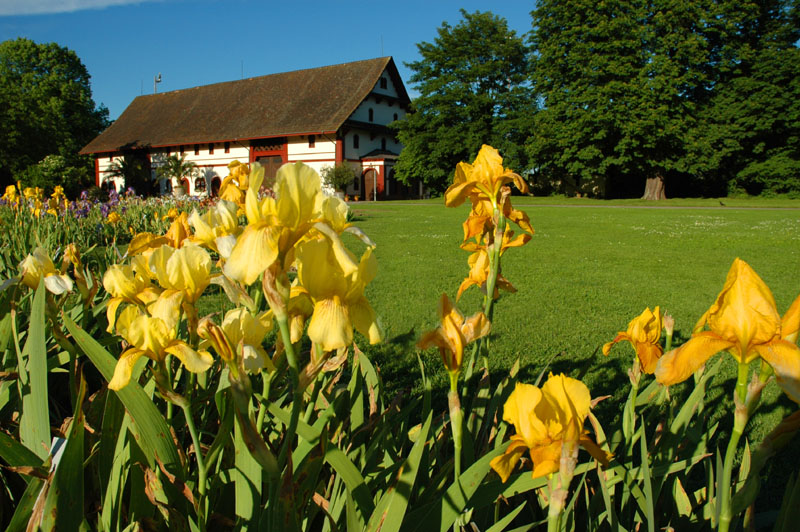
[94,157,100,186]
[335,138,343,164]
[251,142,288,164]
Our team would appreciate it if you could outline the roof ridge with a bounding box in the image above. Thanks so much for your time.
[135,56,393,100]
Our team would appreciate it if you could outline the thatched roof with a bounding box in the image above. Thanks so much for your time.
[81,57,408,154]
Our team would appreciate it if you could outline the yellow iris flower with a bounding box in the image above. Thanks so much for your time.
[655,258,800,402]
[161,207,179,221]
[148,244,211,304]
[457,226,530,300]
[108,290,213,390]
[603,307,663,374]
[103,257,161,332]
[224,162,323,285]
[19,247,74,295]
[460,183,534,244]
[445,145,529,210]
[163,212,192,248]
[490,374,609,482]
[218,160,251,206]
[416,293,490,374]
[198,308,275,374]
[188,199,240,257]
[2,185,17,202]
[294,233,382,352]
[106,212,121,224]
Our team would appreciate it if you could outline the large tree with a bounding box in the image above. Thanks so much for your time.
[393,10,533,192]
[0,38,109,192]
[529,0,800,199]
[529,0,714,199]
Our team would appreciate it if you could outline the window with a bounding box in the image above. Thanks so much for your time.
[166,147,171,156]
[381,138,386,151]
[353,134,359,149]
[194,144,199,155]
[380,77,387,89]
[208,143,214,154]
[194,176,207,192]
[308,134,315,148]
[180,145,184,155]
[368,108,374,122]
[224,142,230,153]
[393,113,398,121]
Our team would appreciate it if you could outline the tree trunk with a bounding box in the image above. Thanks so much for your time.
[641,174,667,200]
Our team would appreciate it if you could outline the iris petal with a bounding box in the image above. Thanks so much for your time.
[109,348,146,390]
[755,340,800,403]
[307,298,352,352]
[655,332,734,386]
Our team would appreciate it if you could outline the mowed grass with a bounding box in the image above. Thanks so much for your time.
[349,199,800,448]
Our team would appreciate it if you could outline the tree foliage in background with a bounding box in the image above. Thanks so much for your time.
[697,0,800,196]
[106,152,155,195]
[528,0,717,199]
[527,0,800,198]
[393,10,533,192]
[0,38,109,194]
[157,154,197,194]
[321,162,358,192]
[398,3,799,198]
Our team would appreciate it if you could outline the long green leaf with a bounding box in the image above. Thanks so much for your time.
[40,371,86,530]
[0,429,44,467]
[234,411,262,522]
[485,501,527,532]
[63,314,182,474]
[18,281,49,459]
[4,477,45,532]
[640,422,655,532]
[324,446,376,525]
[403,441,508,532]
[366,409,432,532]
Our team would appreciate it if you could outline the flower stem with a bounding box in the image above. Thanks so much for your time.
[718,362,750,532]
[448,372,463,482]
[276,316,302,468]
[179,398,207,531]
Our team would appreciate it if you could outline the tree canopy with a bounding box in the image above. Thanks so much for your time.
[393,10,533,192]
[399,3,800,198]
[0,38,109,194]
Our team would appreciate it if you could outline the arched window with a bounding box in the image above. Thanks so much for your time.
[353,134,359,149]
[194,177,207,192]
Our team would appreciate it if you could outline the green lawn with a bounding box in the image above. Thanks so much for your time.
[349,199,800,447]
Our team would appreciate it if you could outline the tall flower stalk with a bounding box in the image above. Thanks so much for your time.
[655,258,800,531]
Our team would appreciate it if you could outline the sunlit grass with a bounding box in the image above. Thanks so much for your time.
[352,201,800,447]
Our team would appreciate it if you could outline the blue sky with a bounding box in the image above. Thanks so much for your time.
[0,0,535,120]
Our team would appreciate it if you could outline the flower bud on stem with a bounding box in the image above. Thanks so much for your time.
[448,371,463,481]
[547,443,578,532]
